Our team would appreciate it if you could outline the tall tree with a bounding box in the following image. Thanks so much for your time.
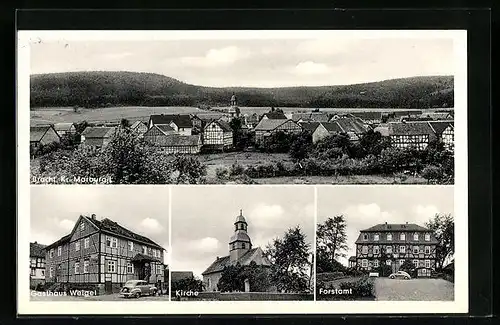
[265,226,311,293]
[316,215,349,272]
[425,213,454,270]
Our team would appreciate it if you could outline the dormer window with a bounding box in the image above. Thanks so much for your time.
[400,233,406,241]
[374,234,379,241]
[128,241,134,251]
[142,245,147,254]
[363,234,368,241]
[413,233,419,241]
[425,233,431,241]
[387,233,392,241]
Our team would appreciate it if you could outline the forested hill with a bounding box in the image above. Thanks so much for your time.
[30,71,454,109]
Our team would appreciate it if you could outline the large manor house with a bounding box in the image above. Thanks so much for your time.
[30,94,454,156]
[41,214,165,294]
[201,210,271,292]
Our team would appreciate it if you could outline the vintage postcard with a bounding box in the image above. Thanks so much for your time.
[17,29,468,315]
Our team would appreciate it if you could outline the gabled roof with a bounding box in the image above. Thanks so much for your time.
[388,121,435,136]
[156,124,176,134]
[349,111,383,120]
[149,114,193,128]
[30,242,47,258]
[263,111,287,120]
[335,117,369,134]
[292,112,329,122]
[53,123,75,131]
[130,121,147,129]
[206,120,233,132]
[254,118,290,131]
[299,122,321,132]
[421,112,453,120]
[202,247,270,275]
[361,223,431,232]
[319,122,344,133]
[82,127,116,138]
[45,215,163,250]
[30,125,58,142]
[171,271,194,283]
[428,121,454,135]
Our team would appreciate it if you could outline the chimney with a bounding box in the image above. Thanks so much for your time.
[34,241,37,244]
[91,214,96,220]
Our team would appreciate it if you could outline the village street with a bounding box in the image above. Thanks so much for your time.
[30,291,170,301]
[374,278,454,301]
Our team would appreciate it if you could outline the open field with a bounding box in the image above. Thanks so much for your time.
[30,106,451,125]
[374,278,454,301]
[200,151,292,179]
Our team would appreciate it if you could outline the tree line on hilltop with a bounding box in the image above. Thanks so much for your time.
[30,71,454,109]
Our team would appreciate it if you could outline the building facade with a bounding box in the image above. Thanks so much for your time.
[202,210,271,292]
[53,123,77,137]
[130,121,148,137]
[80,127,117,148]
[30,125,61,151]
[30,242,47,287]
[148,114,193,136]
[203,120,234,150]
[354,222,439,277]
[44,214,165,294]
[144,126,202,154]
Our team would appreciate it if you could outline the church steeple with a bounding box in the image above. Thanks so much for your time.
[229,209,252,262]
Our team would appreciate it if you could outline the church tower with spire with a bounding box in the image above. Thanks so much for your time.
[229,209,252,262]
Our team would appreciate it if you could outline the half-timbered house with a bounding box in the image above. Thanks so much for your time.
[428,121,454,151]
[144,126,202,154]
[30,125,61,151]
[44,214,165,295]
[203,120,233,150]
[254,119,303,144]
[80,127,117,148]
[30,242,47,287]
[354,222,438,277]
[311,122,343,143]
[130,120,148,137]
[148,114,193,136]
[387,121,437,150]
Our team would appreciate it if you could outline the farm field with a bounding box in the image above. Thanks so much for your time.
[30,106,451,125]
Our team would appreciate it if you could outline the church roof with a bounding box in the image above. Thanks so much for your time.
[229,231,251,244]
[201,247,271,275]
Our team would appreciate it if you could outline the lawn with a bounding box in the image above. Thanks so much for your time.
[254,175,428,185]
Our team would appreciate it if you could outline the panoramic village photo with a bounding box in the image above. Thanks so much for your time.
[315,186,455,301]
[29,36,455,185]
[29,186,170,301]
[169,186,315,301]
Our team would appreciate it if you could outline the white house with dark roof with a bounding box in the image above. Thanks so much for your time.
[203,119,234,150]
[30,242,47,287]
[144,124,202,154]
[130,120,148,137]
[148,114,193,136]
[202,210,271,292]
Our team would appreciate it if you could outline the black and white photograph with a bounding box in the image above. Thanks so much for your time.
[315,186,455,301]
[170,186,314,301]
[29,186,170,301]
[29,36,455,185]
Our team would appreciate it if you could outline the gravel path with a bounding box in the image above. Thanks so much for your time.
[374,278,454,301]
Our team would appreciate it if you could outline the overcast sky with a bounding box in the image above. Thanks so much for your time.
[30,186,169,264]
[317,186,454,266]
[30,38,455,87]
[171,186,314,278]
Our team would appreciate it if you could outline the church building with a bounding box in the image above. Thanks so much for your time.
[201,210,271,292]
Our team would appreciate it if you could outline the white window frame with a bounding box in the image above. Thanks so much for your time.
[126,262,134,274]
[142,245,147,254]
[80,222,85,231]
[399,259,404,266]
[386,246,393,254]
[49,249,54,258]
[386,260,391,266]
[373,246,380,255]
[413,233,419,241]
[84,237,90,249]
[374,234,379,241]
[156,264,163,274]
[49,267,53,278]
[413,246,419,254]
[413,259,419,268]
[361,259,368,268]
[128,241,134,251]
[425,246,431,254]
[363,234,368,241]
[425,233,431,241]
[106,236,118,248]
[399,245,406,254]
[57,246,62,256]
[106,260,116,273]
[362,246,368,254]
[75,241,80,251]
[400,233,406,241]
[387,233,392,241]
[74,262,80,274]
[83,260,89,273]
[425,260,431,268]
[373,260,379,268]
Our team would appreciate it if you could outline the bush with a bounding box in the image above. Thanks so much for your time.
[338,277,375,299]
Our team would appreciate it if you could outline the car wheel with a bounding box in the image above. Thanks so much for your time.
[389,275,394,279]
[134,292,140,298]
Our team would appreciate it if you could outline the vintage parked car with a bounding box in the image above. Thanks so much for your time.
[388,271,411,280]
[120,280,158,298]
